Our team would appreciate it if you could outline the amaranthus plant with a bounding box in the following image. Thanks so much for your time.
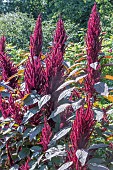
[0,3,113,170]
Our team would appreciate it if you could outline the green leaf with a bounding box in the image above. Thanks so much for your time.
[88,163,109,170]
[38,94,51,109]
[1,91,10,97]
[30,146,42,152]
[88,144,108,150]
[72,98,85,111]
[22,106,40,123]
[58,87,75,102]
[23,93,40,106]
[23,128,32,138]
[39,165,48,170]
[58,162,73,170]
[18,148,30,159]
[56,80,76,91]
[49,127,71,145]
[45,146,66,160]
[49,103,71,119]
[88,158,104,164]
[9,165,19,170]
[29,124,43,141]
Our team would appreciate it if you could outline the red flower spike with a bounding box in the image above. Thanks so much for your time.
[30,14,42,57]
[46,18,67,93]
[25,56,47,94]
[85,3,102,98]
[40,117,52,151]
[53,18,67,55]
[68,102,95,169]
[0,36,6,53]
[0,53,18,88]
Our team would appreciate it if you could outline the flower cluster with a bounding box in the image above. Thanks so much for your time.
[0,36,6,53]
[68,102,94,169]
[85,3,102,98]
[40,117,52,151]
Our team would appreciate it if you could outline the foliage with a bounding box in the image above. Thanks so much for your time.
[0,12,35,50]
[0,3,113,170]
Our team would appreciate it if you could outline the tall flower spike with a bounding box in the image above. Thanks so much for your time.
[0,36,6,53]
[85,3,102,98]
[30,14,42,57]
[53,17,67,54]
[68,102,95,169]
[40,117,52,151]
[86,2,101,64]
[46,18,67,93]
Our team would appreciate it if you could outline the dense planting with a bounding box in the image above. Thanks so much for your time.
[0,3,113,170]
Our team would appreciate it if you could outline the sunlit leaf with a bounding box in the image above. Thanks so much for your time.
[90,62,98,70]
[58,162,73,170]
[49,103,71,119]
[38,94,51,109]
[93,108,104,121]
[56,80,76,91]
[58,87,75,102]
[22,106,40,123]
[76,149,88,166]
[45,146,66,160]
[29,124,43,141]
[49,127,71,145]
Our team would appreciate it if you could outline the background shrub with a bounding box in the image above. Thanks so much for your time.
[0,12,35,50]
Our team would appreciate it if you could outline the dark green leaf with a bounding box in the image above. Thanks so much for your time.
[88,144,108,150]
[88,163,109,170]
[18,148,30,159]
[22,106,40,123]
[29,124,43,141]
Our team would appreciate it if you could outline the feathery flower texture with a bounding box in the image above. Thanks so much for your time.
[40,117,52,151]
[0,36,18,88]
[85,3,101,98]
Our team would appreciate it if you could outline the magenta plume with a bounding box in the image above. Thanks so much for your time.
[68,102,94,169]
[25,56,46,94]
[0,36,6,53]
[85,3,102,98]
[0,53,18,88]
[40,117,52,151]
[53,18,67,54]
[46,18,67,93]
[30,14,42,57]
